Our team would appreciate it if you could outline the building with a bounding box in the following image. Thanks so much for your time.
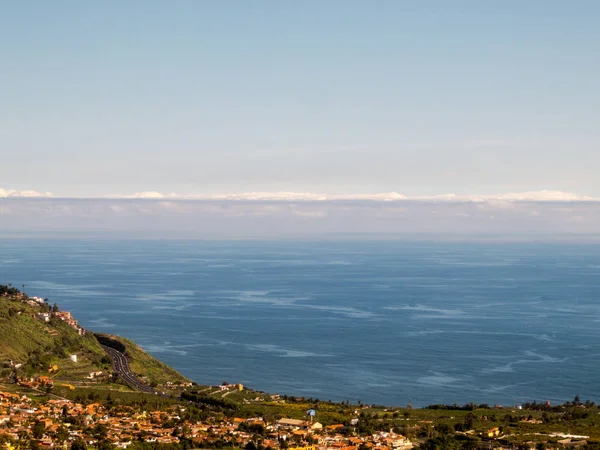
[277,419,322,431]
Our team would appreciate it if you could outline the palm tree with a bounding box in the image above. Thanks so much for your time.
[17,430,29,450]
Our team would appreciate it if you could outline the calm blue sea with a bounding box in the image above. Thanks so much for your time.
[2,238,600,407]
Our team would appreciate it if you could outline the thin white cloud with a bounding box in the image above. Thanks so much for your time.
[106,191,167,199]
[1,187,597,202]
[490,190,594,201]
[0,188,54,198]
[105,190,597,202]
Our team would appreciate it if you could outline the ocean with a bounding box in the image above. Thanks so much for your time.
[1,237,600,407]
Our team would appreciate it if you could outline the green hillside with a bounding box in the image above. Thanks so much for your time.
[0,286,189,389]
[95,333,190,385]
[0,291,107,378]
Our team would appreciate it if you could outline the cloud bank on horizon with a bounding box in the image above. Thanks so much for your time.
[1,187,597,202]
[0,188,55,198]
[1,188,600,238]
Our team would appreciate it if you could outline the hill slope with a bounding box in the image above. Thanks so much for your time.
[0,288,189,388]
[95,333,190,385]
[0,294,106,372]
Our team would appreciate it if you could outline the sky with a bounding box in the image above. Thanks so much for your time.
[1,1,599,199]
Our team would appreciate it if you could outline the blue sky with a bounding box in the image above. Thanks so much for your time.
[1,1,599,197]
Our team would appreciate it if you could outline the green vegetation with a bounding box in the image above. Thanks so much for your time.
[53,384,184,410]
[95,333,190,386]
[0,288,187,390]
[0,292,107,374]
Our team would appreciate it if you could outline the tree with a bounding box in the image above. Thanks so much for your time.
[56,426,69,444]
[464,412,475,429]
[181,425,191,439]
[96,441,114,450]
[459,439,478,450]
[0,435,16,449]
[17,430,29,449]
[418,435,462,450]
[105,393,114,409]
[435,423,453,436]
[92,423,108,440]
[32,421,46,440]
[70,438,88,450]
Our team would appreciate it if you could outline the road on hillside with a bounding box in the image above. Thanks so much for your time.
[101,344,158,394]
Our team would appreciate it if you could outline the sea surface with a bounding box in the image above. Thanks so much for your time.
[2,237,600,407]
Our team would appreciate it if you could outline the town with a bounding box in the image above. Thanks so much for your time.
[0,389,415,450]
[3,384,600,450]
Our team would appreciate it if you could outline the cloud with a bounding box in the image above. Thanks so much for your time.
[108,191,167,199]
[0,188,54,198]
[490,190,594,201]
[84,189,598,202]
[0,187,597,203]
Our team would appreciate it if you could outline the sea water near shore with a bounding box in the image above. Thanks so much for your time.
[2,237,600,407]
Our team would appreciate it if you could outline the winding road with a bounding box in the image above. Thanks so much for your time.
[101,344,158,394]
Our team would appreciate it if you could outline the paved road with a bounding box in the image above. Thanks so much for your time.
[101,345,158,394]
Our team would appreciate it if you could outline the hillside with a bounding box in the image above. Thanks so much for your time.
[95,333,190,386]
[0,290,107,380]
[0,285,189,390]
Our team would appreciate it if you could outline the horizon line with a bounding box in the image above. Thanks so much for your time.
[1,188,598,203]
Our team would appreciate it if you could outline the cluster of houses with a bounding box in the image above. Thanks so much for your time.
[0,390,414,450]
[163,381,194,390]
[12,292,86,337]
[52,311,86,336]
[0,391,107,447]
[27,297,47,307]
[218,383,244,392]
[274,419,412,449]
[17,376,55,390]
[34,309,85,336]
[6,292,84,337]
